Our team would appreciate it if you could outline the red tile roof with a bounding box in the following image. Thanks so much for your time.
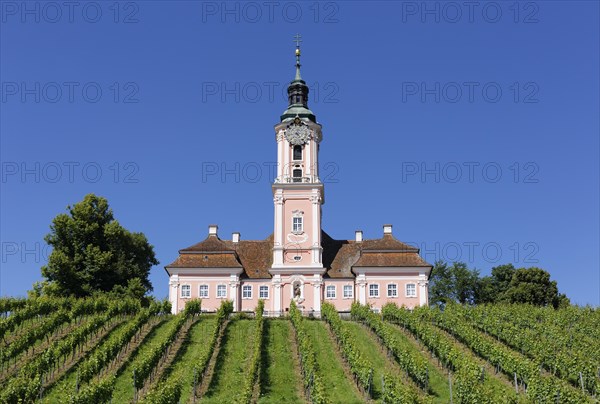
[166,231,431,279]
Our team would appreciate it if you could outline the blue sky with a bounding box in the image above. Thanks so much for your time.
[1,1,598,306]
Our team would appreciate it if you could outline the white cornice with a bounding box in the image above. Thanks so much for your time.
[353,266,432,275]
[165,267,244,276]
[269,266,327,276]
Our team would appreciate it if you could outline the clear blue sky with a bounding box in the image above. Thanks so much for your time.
[1,1,598,306]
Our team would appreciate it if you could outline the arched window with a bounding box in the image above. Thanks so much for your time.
[293,145,302,161]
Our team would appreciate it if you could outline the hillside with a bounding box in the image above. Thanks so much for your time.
[0,297,598,403]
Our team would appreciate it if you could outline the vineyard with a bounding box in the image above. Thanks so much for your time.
[0,297,598,403]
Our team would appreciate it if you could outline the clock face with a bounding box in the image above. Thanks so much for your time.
[285,123,311,145]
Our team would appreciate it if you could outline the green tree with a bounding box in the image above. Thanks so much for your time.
[502,267,570,308]
[429,261,479,306]
[428,260,452,307]
[39,194,158,297]
[452,262,479,304]
[474,264,516,304]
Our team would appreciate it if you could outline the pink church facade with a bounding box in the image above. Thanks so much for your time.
[165,44,432,316]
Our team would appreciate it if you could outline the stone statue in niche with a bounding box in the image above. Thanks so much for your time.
[292,281,305,309]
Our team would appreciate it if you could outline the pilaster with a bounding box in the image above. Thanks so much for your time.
[169,274,180,314]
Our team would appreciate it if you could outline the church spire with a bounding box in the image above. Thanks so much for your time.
[281,34,316,123]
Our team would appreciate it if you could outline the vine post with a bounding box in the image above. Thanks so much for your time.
[133,369,137,402]
[449,372,453,404]
[193,368,197,403]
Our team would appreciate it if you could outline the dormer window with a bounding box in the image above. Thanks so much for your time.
[293,145,302,161]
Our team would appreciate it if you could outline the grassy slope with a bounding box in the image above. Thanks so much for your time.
[159,316,217,403]
[344,320,451,403]
[202,319,257,403]
[111,316,175,403]
[258,319,304,404]
[302,320,363,404]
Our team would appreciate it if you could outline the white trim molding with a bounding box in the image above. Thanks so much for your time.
[199,284,209,299]
[242,284,253,299]
[325,284,336,299]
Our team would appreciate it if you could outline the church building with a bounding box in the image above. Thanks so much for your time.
[165,41,432,315]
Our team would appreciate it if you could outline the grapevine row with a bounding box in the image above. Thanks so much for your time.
[139,379,182,404]
[382,374,425,404]
[0,297,27,316]
[0,297,70,340]
[289,301,329,404]
[0,296,122,342]
[350,302,429,390]
[0,309,70,366]
[75,303,162,386]
[69,300,201,404]
[69,375,116,404]
[132,300,202,391]
[142,300,233,404]
[416,304,592,403]
[0,298,139,403]
[322,302,374,395]
[460,304,599,395]
[189,300,233,401]
[380,303,516,403]
[240,300,265,403]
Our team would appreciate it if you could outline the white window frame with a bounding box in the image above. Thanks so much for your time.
[199,284,209,298]
[325,285,336,299]
[216,284,227,298]
[406,283,417,298]
[292,216,303,234]
[181,284,191,299]
[259,285,269,299]
[343,284,354,299]
[292,145,303,161]
[369,283,379,298]
[387,283,398,298]
[242,285,252,299]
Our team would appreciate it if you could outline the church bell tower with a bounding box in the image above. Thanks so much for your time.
[271,36,325,272]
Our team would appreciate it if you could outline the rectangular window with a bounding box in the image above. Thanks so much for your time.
[181,284,191,298]
[387,284,398,297]
[217,284,227,298]
[326,285,336,299]
[259,285,269,299]
[242,285,252,299]
[343,285,353,298]
[199,284,209,298]
[292,168,302,182]
[406,284,416,297]
[292,217,303,233]
[369,284,379,298]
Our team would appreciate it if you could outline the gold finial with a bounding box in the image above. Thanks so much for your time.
[293,34,302,81]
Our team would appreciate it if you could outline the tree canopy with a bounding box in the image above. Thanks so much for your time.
[38,194,158,297]
[429,261,480,306]
[429,261,569,308]
[502,267,570,308]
